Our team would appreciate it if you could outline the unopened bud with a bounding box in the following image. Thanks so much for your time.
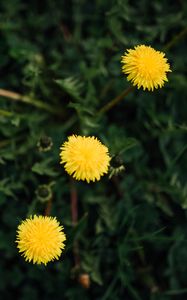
[35,184,52,203]
[37,136,53,152]
[78,273,90,289]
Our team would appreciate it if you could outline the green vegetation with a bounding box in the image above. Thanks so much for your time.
[0,1,187,299]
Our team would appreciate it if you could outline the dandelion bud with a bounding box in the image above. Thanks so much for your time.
[78,273,90,289]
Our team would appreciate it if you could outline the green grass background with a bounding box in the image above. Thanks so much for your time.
[0,1,187,299]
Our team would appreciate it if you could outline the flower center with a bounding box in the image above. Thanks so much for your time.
[138,54,159,78]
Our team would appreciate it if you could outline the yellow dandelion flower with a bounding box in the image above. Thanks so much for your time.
[16,215,66,265]
[121,45,171,91]
[60,135,111,183]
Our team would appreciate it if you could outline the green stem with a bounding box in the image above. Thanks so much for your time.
[70,179,80,268]
[163,26,187,51]
[98,86,134,115]
[0,89,63,116]
[0,109,13,117]
[98,27,187,115]
[101,277,118,300]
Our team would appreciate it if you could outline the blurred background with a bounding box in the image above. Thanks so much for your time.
[0,1,187,299]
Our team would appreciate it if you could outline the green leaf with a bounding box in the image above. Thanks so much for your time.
[55,77,84,101]
[32,158,58,176]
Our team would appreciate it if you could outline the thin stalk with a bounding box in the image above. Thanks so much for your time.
[0,109,13,117]
[45,198,53,216]
[98,86,134,115]
[0,89,63,116]
[98,27,187,114]
[71,181,78,226]
[70,180,80,268]
[163,26,187,51]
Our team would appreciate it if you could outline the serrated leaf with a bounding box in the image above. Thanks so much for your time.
[55,77,84,101]
[68,102,94,115]
[32,158,58,176]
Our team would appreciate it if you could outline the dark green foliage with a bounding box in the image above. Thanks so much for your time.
[0,0,187,299]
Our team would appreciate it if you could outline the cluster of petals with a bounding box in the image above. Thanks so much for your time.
[16,215,66,265]
[121,44,171,91]
[60,135,111,183]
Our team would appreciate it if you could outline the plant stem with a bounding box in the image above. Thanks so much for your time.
[163,26,187,51]
[0,88,63,116]
[0,109,13,117]
[97,27,187,115]
[45,198,53,216]
[70,179,80,267]
[98,86,134,115]
[71,180,78,226]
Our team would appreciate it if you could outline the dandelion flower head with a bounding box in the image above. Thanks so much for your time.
[121,45,171,91]
[60,135,111,183]
[16,215,66,265]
